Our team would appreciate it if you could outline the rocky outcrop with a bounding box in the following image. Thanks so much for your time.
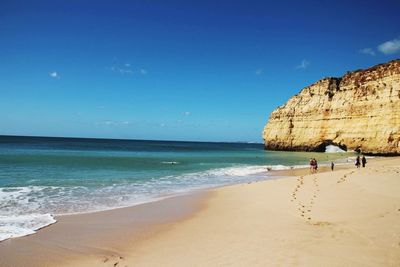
[262,60,400,155]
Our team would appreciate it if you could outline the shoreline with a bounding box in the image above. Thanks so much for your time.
[0,160,328,265]
[1,157,399,266]
[0,159,357,265]
[0,158,351,242]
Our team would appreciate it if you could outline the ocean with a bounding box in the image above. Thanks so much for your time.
[0,135,351,241]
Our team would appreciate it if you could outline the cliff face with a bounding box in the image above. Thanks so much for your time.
[262,60,400,155]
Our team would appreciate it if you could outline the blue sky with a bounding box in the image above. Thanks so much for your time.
[1,0,399,142]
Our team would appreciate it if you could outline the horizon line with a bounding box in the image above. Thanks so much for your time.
[0,134,264,145]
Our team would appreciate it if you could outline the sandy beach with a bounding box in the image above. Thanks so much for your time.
[2,1,399,266]
[1,157,399,267]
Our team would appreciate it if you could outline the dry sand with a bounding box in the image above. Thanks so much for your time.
[1,157,399,267]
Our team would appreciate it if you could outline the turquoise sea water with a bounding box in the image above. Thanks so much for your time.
[0,135,351,241]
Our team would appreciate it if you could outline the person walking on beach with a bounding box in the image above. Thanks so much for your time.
[309,158,318,173]
[362,156,367,167]
[355,156,361,168]
[309,158,314,172]
[331,161,334,171]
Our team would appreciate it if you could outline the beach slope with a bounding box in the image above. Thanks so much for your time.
[69,157,400,267]
[1,158,399,267]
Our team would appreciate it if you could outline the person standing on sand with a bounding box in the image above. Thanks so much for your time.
[314,158,318,172]
[331,161,334,171]
[355,156,361,168]
[362,156,367,167]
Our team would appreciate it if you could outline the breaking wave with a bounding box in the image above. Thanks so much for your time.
[0,163,308,241]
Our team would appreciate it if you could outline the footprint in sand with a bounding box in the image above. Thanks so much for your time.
[291,176,304,202]
[291,175,320,222]
[313,221,332,226]
[337,170,355,183]
[102,255,125,267]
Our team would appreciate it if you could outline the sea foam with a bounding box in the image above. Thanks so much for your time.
[0,214,56,241]
[325,145,346,153]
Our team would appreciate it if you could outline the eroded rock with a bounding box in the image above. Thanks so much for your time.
[262,60,400,155]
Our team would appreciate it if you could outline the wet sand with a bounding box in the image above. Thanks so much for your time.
[0,193,207,267]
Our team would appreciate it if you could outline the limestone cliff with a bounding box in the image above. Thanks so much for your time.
[262,60,400,155]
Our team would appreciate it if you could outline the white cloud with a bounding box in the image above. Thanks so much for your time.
[378,38,400,54]
[95,120,131,126]
[110,66,133,74]
[183,111,191,116]
[120,69,133,74]
[296,59,310,69]
[359,48,376,56]
[255,69,263,75]
[109,63,147,75]
[49,71,60,78]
